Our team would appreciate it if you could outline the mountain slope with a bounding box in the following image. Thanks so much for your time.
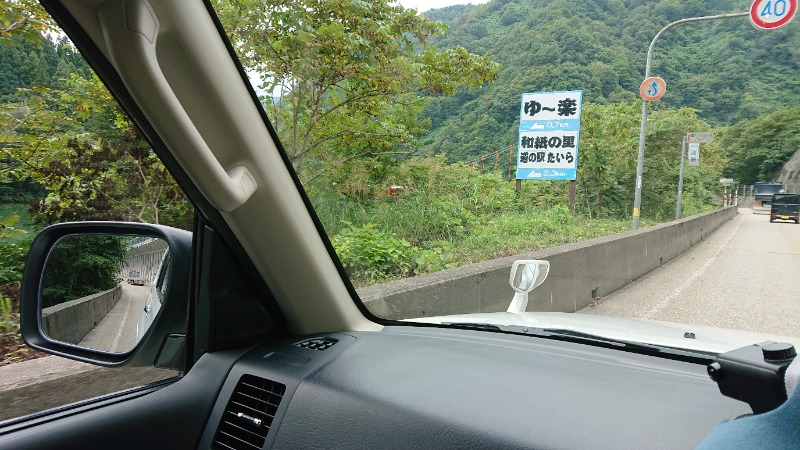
[421,0,800,161]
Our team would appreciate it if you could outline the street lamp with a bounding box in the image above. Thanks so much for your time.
[632,12,749,230]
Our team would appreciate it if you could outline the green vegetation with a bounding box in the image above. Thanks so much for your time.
[216,0,499,182]
[313,155,643,285]
[421,0,800,161]
[41,235,127,308]
[720,107,800,184]
[1,73,193,228]
[0,296,12,333]
[1,0,798,293]
[0,212,30,288]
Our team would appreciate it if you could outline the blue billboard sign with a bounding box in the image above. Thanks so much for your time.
[516,90,583,181]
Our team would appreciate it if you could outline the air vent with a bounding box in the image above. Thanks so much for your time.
[296,337,338,351]
[211,375,286,450]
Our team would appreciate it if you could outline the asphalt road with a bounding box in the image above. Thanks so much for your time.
[579,208,800,338]
[80,283,150,353]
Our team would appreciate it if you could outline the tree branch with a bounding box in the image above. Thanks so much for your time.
[292,128,405,162]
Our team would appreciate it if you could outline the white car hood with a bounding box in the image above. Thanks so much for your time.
[411,312,800,355]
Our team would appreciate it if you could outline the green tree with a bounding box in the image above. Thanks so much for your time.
[720,107,800,184]
[0,0,58,44]
[1,74,192,229]
[577,102,640,219]
[41,235,127,308]
[214,0,499,180]
[641,107,724,219]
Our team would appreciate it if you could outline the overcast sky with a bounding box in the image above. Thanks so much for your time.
[396,0,489,13]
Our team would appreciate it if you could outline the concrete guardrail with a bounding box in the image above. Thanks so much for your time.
[41,286,122,344]
[359,206,738,320]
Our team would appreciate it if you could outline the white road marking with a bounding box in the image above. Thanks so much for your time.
[110,289,133,353]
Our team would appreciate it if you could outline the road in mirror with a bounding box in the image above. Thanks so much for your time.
[40,235,169,353]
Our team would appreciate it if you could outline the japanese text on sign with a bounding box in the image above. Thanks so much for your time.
[687,132,714,143]
[517,91,583,180]
[688,143,700,166]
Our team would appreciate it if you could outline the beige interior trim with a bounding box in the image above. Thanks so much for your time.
[96,0,256,212]
[65,0,382,334]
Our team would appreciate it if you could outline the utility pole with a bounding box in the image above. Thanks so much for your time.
[632,11,748,230]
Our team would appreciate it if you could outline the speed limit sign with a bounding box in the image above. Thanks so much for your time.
[750,0,798,30]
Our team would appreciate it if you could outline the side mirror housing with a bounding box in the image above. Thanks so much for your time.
[507,260,550,313]
[20,222,192,368]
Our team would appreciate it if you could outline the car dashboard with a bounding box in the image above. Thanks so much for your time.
[192,326,747,449]
[2,325,751,450]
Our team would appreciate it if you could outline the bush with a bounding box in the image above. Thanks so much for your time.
[373,195,474,245]
[331,223,417,283]
[412,241,459,275]
[0,240,30,286]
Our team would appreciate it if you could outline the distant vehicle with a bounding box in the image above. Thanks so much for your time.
[126,269,146,286]
[753,182,784,214]
[770,194,800,224]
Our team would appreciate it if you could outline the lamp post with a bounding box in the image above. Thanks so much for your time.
[632,12,748,230]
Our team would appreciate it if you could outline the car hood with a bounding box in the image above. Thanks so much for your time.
[411,312,800,355]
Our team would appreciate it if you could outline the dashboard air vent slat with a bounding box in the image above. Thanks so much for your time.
[296,337,338,350]
[211,375,286,450]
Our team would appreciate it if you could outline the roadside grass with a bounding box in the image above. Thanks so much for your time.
[304,164,679,287]
[323,200,645,287]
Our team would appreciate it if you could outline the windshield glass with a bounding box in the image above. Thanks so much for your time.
[221,0,796,352]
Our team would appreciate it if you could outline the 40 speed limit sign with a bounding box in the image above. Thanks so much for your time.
[750,0,797,30]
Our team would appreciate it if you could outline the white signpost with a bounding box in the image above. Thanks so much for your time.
[687,132,714,143]
[688,143,700,166]
[516,90,583,181]
[677,132,714,219]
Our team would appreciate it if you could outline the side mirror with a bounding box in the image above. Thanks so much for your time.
[21,222,192,367]
[507,260,549,313]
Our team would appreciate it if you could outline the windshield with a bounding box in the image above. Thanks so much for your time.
[3,0,799,359]
[208,0,800,352]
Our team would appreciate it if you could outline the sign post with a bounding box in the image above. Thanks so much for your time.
[720,178,734,206]
[632,11,749,230]
[676,132,713,219]
[676,136,687,220]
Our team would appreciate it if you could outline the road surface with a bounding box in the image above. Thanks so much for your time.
[579,208,800,338]
[79,283,150,352]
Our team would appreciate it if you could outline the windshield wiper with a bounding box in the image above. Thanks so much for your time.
[442,322,503,331]
[443,322,712,364]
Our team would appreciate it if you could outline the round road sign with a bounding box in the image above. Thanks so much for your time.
[639,77,666,101]
[750,0,797,30]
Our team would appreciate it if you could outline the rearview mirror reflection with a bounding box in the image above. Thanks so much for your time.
[40,235,170,353]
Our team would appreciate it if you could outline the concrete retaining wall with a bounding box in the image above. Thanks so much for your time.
[359,206,738,320]
[41,286,122,344]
